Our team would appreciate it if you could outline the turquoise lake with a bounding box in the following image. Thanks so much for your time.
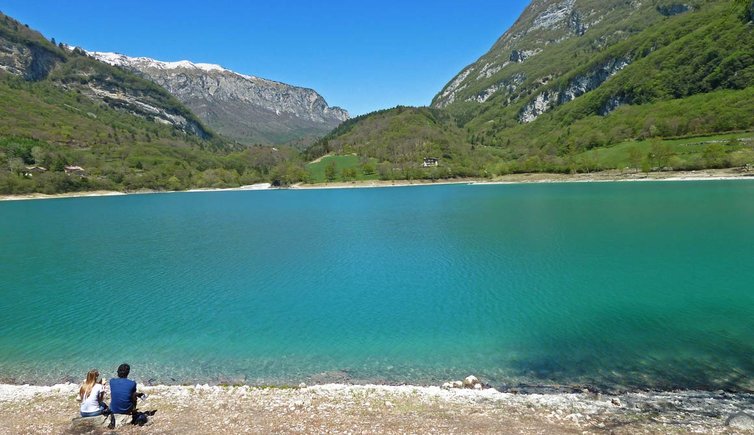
[1,181,753,391]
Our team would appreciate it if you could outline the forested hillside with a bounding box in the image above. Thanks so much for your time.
[3,1,754,194]
[0,12,308,194]
[309,0,754,179]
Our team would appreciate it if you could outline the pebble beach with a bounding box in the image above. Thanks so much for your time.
[1,382,753,434]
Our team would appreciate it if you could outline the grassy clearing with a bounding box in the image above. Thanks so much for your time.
[306,155,380,183]
[574,131,754,170]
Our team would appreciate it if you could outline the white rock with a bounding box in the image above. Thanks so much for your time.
[531,0,576,31]
[727,412,754,430]
[520,57,630,123]
[463,375,480,388]
[437,68,473,107]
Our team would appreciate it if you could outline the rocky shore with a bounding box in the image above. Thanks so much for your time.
[294,167,754,190]
[1,382,753,434]
[1,168,752,202]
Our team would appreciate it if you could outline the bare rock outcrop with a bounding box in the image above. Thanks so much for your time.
[90,52,349,147]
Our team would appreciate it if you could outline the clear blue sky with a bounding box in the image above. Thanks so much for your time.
[0,0,529,116]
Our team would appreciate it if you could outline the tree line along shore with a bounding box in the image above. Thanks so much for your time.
[1,127,753,197]
[1,166,752,202]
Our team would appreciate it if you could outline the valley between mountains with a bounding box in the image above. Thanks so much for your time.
[1,0,753,196]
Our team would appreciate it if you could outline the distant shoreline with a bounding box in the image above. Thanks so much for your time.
[293,168,754,190]
[1,168,752,202]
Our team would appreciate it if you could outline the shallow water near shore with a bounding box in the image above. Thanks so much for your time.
[1,181,753,391]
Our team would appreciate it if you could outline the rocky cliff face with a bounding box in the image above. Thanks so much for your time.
[0,39,62,81]
[317,0,754,169]
[89,52,349,147]
[432,0,643,111]
[0,13,209,139]
[429,0,738,127]
[518,56,630,122]
[656,4,693,16]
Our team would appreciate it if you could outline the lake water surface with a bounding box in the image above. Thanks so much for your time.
[1,181,753,391]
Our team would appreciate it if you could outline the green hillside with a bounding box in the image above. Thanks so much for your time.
[307,0,754,178]
[0,12,311,194]
[306,106,501,179]
[3,2,754,194]
[306,155,380,183]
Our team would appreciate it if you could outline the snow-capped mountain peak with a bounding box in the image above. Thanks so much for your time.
[85,50,348,147]
[87,51,251,76]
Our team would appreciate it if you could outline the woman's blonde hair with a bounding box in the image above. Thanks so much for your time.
[79,369,99,399]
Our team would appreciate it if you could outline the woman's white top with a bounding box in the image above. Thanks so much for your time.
[80,383,104,413]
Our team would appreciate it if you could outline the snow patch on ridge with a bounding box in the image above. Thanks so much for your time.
[87,51,260,81]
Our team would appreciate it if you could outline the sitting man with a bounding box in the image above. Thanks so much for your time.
[109,364,145,418]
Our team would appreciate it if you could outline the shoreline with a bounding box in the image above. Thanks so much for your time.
[292,167,754,190]
[0,168,752,202]
[1,371,752,396]
[2,382,753,433]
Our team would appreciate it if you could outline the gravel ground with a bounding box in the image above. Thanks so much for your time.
[1,383,753,434]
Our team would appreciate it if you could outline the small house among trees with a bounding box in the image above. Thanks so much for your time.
[64,165,86,176]
[23,166,47,177]
[423,157,439,168]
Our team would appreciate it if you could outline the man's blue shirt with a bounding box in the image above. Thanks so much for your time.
[109,377,136,414]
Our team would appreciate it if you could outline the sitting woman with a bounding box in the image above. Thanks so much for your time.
[78,369,107,417]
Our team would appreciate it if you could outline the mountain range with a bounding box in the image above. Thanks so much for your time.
[1,0,753,195]
[0,11,310,195]
[88,51,348,147]
[309,0,754,177]
[0,12,210,142]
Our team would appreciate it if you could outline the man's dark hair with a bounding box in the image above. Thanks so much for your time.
[117,363,130,378]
